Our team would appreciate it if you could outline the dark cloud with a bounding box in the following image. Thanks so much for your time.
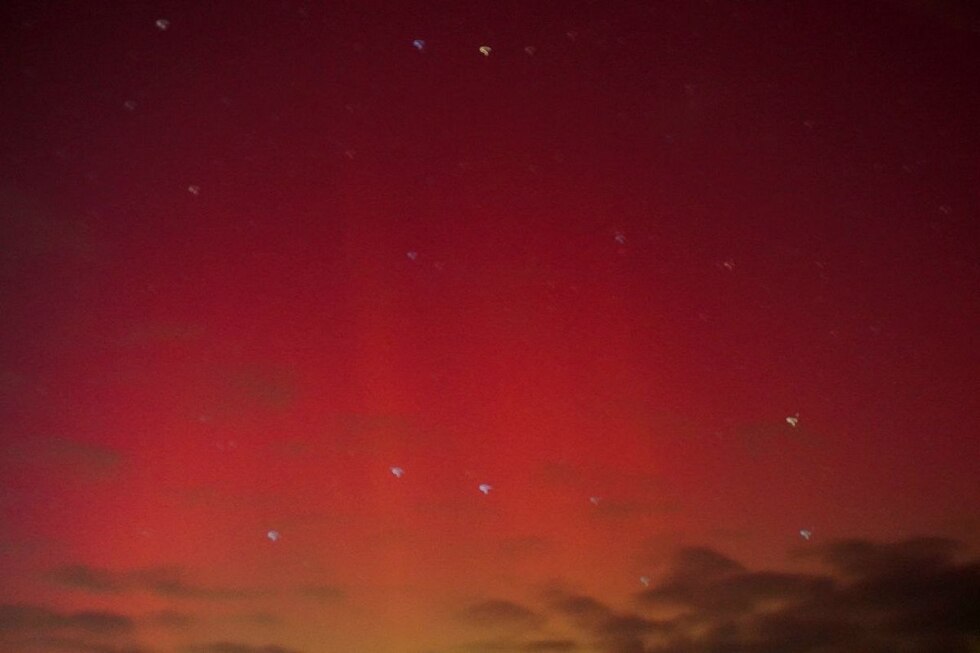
[521,640,578,652]
[1,436,123,479]
[816,536,961,579]
[667,546,745,579]
[49,565,265,600]
[549,593,610,624]
[62,612,133,635]
[645,568,833,616]
[183,643,303,653]
[461,600,545,630]
[0,604,142,653]
[456,639,580,653]
[34,638,155,653]
[51,565,120,592]
[596,615,665,640]
[130,567,263,599]
[547,592,670,653]
[547,537,980,653]
[0,604,134,634]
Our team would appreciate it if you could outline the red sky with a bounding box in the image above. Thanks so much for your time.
[1,2,979,652]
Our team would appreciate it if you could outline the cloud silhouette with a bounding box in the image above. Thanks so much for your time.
[129,567,264,600]
[49,565,266,600]
[461,600,546,630]
[454,638,580,653]
[549,593,610,624]
[547,591,670,653]
[816,536,960,579]
[667,546,745,578]
[0,604,143,653]
[30,638,154,653]
[544,536,980,652]
[1,436,123,480]
[182,643,303,653]
[0,604,134,634]
[521,640,578,652]
[50,565,119,592]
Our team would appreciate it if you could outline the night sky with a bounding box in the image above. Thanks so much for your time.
[2,1,979,652]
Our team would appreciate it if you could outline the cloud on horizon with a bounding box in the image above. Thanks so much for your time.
[28,638,155,653]
[541,536,980,652]
[26,536,980,653]
[0,605,134,635]
[451,638,580,653]
[0,603,302,653]
[0,604,144,653]
[49,565,267,600]
[182,643,303,653]
[460,600,547,632]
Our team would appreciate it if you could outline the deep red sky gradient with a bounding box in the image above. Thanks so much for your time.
[1,2,979,652]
